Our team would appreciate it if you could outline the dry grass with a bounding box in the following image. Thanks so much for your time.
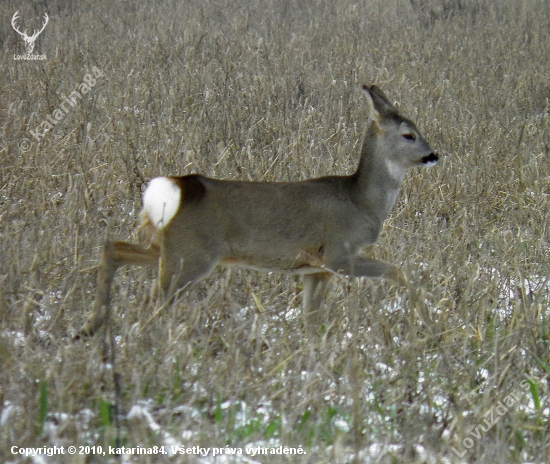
[1,0,549,462]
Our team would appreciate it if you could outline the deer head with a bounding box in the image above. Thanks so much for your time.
[12,11,49,54]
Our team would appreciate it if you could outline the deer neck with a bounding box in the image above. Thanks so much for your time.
[351,125,405,222]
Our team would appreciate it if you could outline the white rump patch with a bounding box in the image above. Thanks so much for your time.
[142,177,181,228]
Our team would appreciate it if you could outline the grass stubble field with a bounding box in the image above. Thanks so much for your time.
[1,0,549,462]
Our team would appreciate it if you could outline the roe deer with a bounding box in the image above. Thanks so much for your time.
[79,85,438,337]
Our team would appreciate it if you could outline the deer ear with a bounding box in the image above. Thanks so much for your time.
[362,84,397,120]
[361,85,382,123]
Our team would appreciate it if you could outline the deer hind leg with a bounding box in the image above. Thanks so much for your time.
[159,250,218,301]
[302,272,333,323]
[157,238,221,303]
[77,240,160,338]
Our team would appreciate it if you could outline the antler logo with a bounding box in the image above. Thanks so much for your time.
[12,11,49,54]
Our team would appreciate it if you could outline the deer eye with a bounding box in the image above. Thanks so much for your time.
[403,133,416,141]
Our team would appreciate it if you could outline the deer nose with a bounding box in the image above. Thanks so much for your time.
[421,153,439,165]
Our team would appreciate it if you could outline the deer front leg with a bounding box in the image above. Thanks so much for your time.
[325,254,408,286]
[302,272,332,316]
